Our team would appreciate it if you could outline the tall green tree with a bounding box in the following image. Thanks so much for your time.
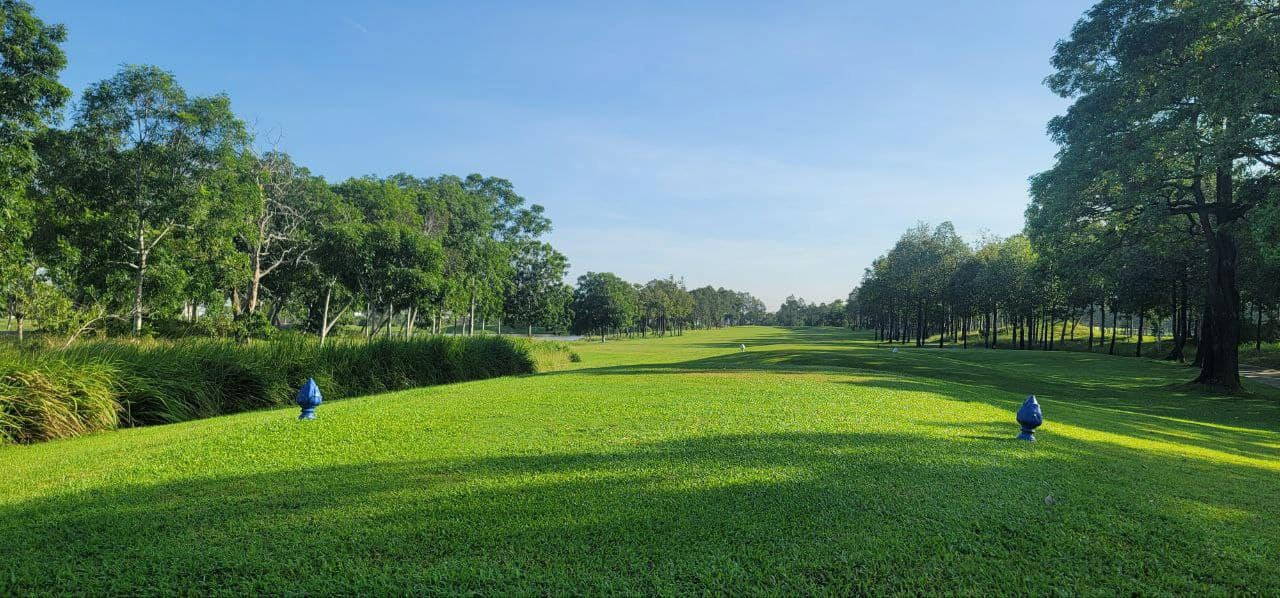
[1039,0,1280,389]
[0,0,68,337]
[504,241,570,335]
[572,272,636,341]
[331,176,444,338]
[69,65,246,333]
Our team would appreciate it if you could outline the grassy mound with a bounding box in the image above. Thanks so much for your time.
[0,334,574,444]
[0,327,1276,594]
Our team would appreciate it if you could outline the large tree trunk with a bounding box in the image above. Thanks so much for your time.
[1194,226,1242,390]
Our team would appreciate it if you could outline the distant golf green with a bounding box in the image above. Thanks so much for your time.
[2,327,1277,594]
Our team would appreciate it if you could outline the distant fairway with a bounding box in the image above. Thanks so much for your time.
[1,327,1277,594]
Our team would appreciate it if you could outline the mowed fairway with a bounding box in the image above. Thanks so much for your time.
[2,327,1278,594]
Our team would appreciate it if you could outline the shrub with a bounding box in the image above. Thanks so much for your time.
[233,312,275,341]
[2,334,573,444]
[514,339,578,372]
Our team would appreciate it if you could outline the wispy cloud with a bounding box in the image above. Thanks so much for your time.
[342,17,369,35]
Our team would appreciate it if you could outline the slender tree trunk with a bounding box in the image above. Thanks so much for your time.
[1109,310,1118,355]
[364,302,372,339]
[320,285,333,346]
[247,256,263,314]
[1137,310,1145,358]
[1088,305,1094,351]
[916,302,923,347]
[1168,277,1188,362]
[1100,302,1107,352]
[1256,303,1263,352]
[468,292,476,337]
[938,308,944,349]
[132,236,147,335]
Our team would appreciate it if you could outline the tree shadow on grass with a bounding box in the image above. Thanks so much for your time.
[558,328,1280,464]
[835,375,1280,461]
[572,326,1280,412]
[0,431,1276,595]
[685,327,864,350]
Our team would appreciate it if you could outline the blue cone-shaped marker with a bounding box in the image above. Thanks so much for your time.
[296,378,322,420]
[1016,395,1042,441]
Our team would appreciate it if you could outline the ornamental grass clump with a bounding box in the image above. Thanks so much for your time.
[0,351,120,443]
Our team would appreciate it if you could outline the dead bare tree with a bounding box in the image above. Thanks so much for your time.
[240,137,315,315]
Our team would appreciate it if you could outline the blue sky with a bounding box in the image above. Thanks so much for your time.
[42,1,1094,309]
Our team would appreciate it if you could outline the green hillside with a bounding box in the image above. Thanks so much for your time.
[1,327,1277,594]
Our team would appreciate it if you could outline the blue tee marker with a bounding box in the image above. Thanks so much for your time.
[296,378,323,420]
[1016,395,1042,441]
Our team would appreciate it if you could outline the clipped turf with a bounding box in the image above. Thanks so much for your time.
[1,326,1278,594]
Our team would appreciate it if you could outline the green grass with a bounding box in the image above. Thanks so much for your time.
[0,326,1277,594]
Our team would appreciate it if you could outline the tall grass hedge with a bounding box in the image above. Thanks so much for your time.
[0,334,575,444]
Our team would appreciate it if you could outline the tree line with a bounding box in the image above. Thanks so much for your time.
[773,296,849,328]
[848,221,1280,358]
[0,2,765,345]
[849,0,1280,391]
[570,273,767,341]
